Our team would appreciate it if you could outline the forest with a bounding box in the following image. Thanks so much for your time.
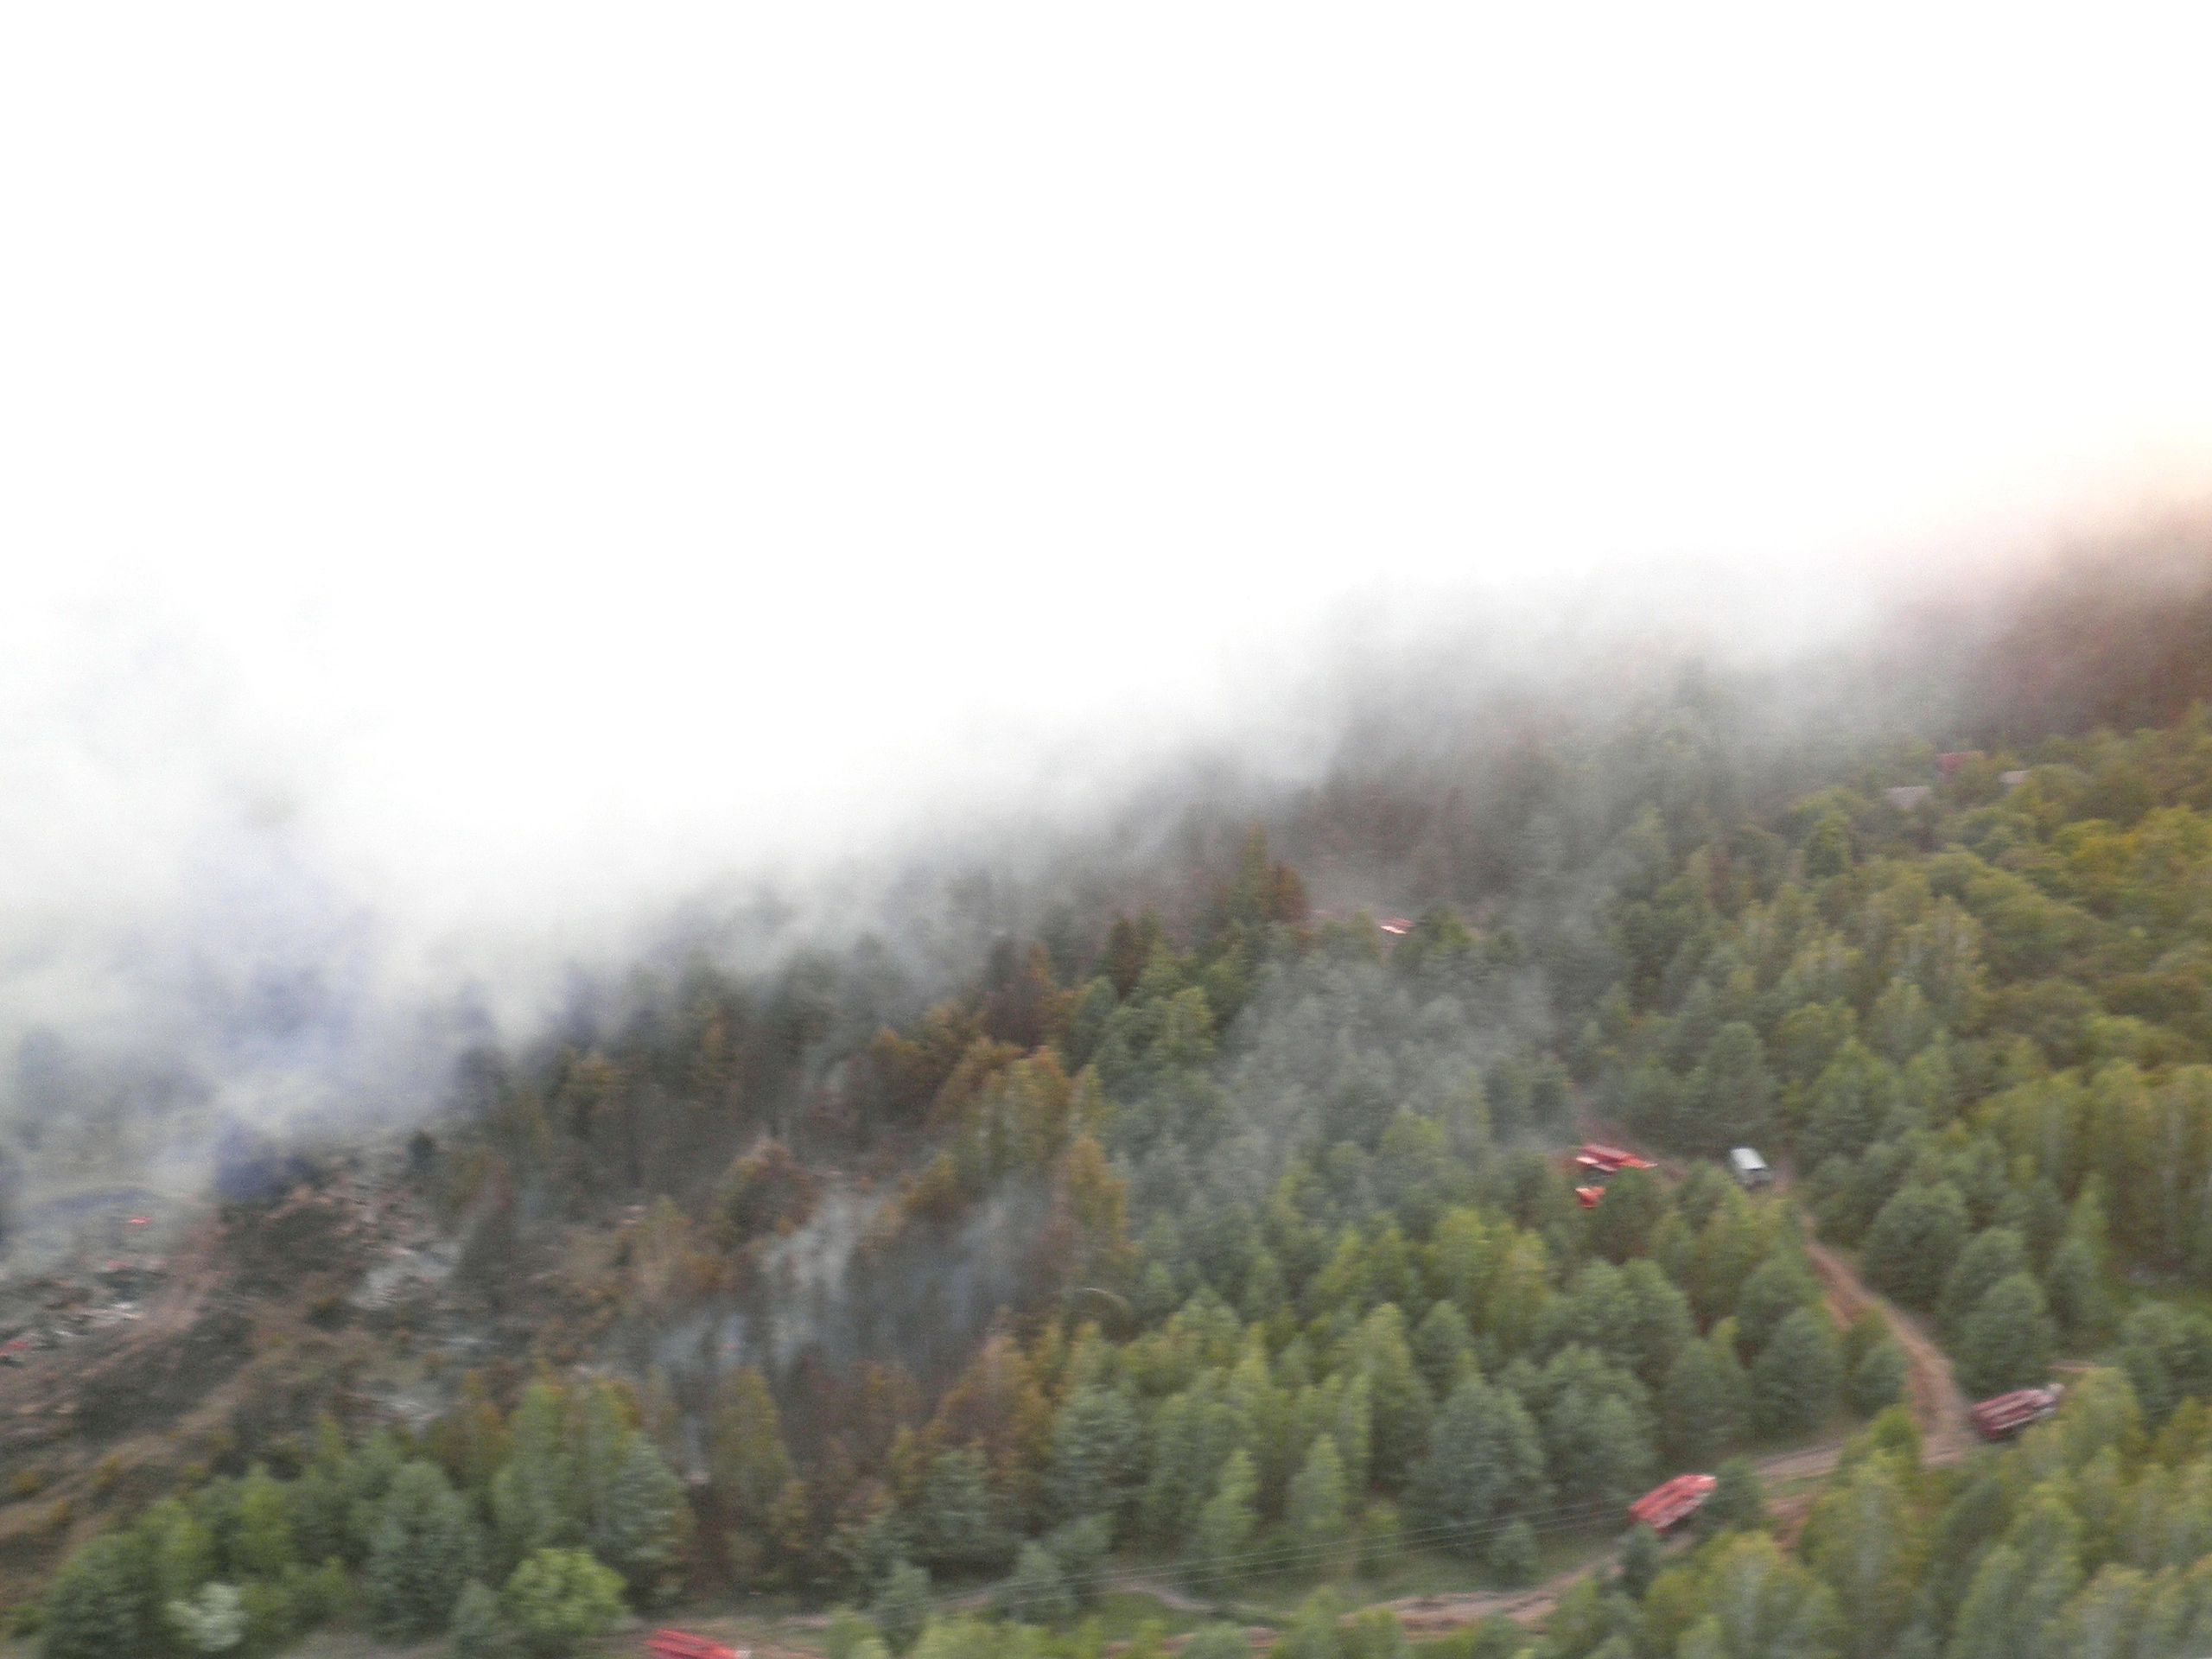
[17,556,2212,1659]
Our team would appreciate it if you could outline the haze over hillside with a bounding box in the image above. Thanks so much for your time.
[13,11,2212,1657]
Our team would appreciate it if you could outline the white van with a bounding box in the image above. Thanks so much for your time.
[1728,1147,1771,1189]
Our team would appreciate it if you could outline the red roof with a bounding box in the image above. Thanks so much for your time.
[1574,1144,1655,1174]
[1969,1387,2062,1439]
[649,1632,744,1659]
[1628,1473,1716,1531]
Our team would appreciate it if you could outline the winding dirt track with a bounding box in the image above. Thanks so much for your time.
[1803,1238,1974,1466]
[891,1133,1983,1655]
[1255,1123,1980,1644]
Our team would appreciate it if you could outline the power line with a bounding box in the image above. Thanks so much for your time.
[920,1491,1651,1617]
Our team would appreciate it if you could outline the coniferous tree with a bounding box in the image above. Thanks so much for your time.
[1488,1519,1538,1588]
[1408,1377,1548,1553]
[1184,1450,1258,1597]
[914,1447,1003,1573]
[1356,1305,1433,1488]
[1938,1227,2028,1334]
[166,1581,245,1655]
[450,1580,516,1659]
[1616,1524,1664,1600]
[712,1367,796,1551]
[592,1433,693,1599]
[1956,1274,2056,1399]
[1663,1334,1746,1465]
[1703,1458,1767,1535]
[1848,1339,1909,1417]
[1860,1183,1969,1310]
[873,1561,932,1656]
[1751,1307,1841,1438]
[493,1383,582,1573]
[1286,1434,1351,1575]
[1183,1624,1254,1659]
[1045,1385,1140,1529]
[40,1535,150,1659]
[993,1542,1075,1627]
[365,1460,481,1640]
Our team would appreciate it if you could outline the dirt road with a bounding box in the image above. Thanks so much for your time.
[1803,1238,1974,1465]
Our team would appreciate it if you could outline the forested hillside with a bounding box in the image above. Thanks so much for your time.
[17,548,2212,1659]
[1593,715,2212,1406]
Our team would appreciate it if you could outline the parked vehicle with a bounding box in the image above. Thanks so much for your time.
[1969,1387,2063,1440]
[1628,1472,1717,1532]
[650,1633,746,1659]
[1728,1147,1771,1189]
[1575,1144,1656,1176]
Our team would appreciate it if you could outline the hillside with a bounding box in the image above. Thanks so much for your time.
[10,554,2212,1659]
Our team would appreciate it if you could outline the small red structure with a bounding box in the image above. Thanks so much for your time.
[1377,918,1414,936]
[1628,1473,1716,1532]
[1574,1144,1656,1176]
[1969,1386,2063,1440]
[1574,1185,1605,1209]
[648,1632,746,1659]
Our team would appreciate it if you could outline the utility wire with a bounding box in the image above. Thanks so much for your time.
[926,1491,1651,1616]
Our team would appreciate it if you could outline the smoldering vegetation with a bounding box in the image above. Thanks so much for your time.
[2,516,2209,1280]
[352,516,2212,1426]
[9,517,2212,1645]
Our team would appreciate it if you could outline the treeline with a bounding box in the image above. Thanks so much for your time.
[31,1375,689,1658]
[529,837,1896,1611]
[26,823,1905,1653]
[1590,710,2212,1395]
[1475,1370,2212,1659]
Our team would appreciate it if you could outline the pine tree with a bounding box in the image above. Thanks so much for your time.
[1616,1524,1663,1600]
[1938,1227,2027,1335]
[1860,1183,1969,1311]
[2047,1236,2113,1343]
[592,1433,693,1598]
[993,1542,1075,1627]
[1732,1254,1821,1362]
[1751,1307,1840,1438]
[1956,1274,2056,1399]
[1408,1377,1548,1554]
[1848,1340,1910,1417]
[449,1580,516,1659]
[711,1365,795,1563]
[1662,1335,1745,1465]
[1802,1452,1923,1659]
[1043,1515,1111,1603]
[493,1382,582,1573]
[1183,1624,1253,1659]
[365,1460,481,1640]
[1488,1519,1538,1587]
[1412,1300,1475,1398]
[1046,1384,1140,1528]
[574,1382,634,1548]
[1703,1458,1767,1534]
[41,1535,150,1659]
[873,1560,932,1655]
[230,1464,295,1580]
[915,1447,1002,1572]
[1357,1306,1433,1488]
[145,1496,217,1611]
[1286,1435,1350,1575]
[1183,1450,1258,1597]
